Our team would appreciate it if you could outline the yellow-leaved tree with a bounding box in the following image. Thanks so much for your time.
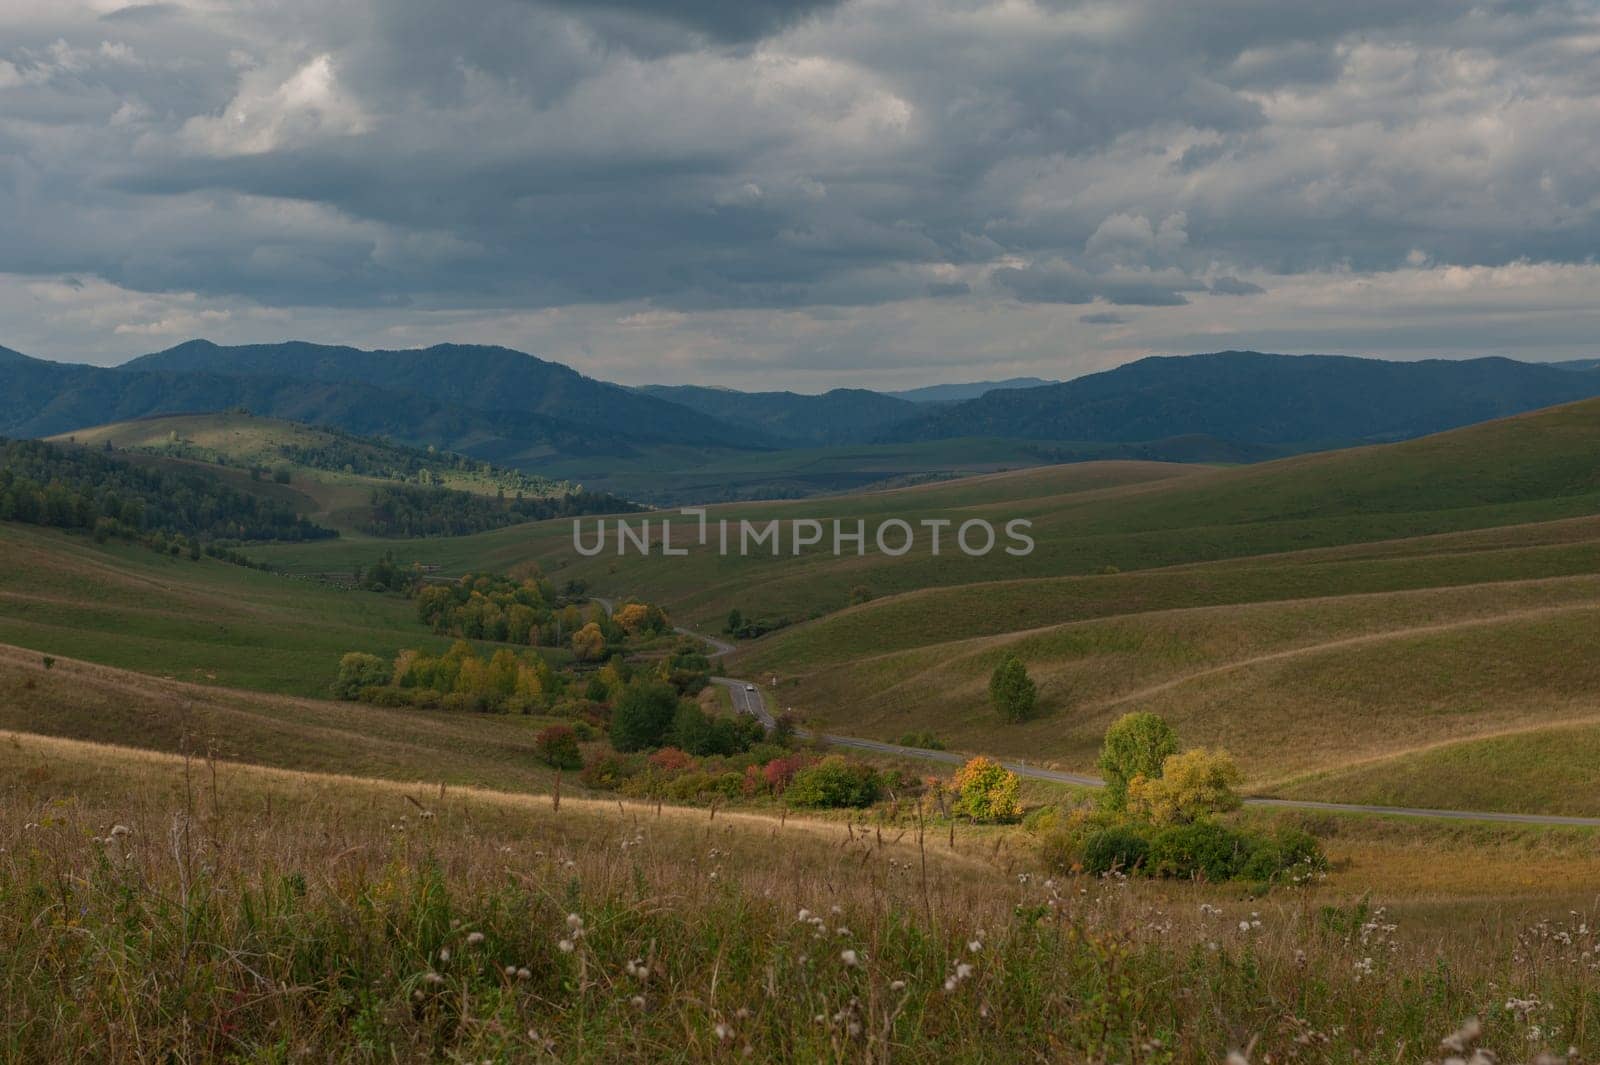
[571,621,607,662]
[1126,748,1242,825]
[951,756,1023,823]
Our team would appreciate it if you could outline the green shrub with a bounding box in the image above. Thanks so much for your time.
[1080,827,1151,875]
[1148,821,1247,881]
[786,756,882,809]
[609,682,680,752]
[1239,828,1328,884]
[332,652,391,699]
[896,730,945,750]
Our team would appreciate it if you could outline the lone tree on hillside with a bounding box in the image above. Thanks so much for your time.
[1096,711,1179,810]
[988,654,1038,722]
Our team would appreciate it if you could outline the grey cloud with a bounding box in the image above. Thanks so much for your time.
[546,0,844,43]
[993,263,1194,307]
[1079,312,1129,325]
[1209,276,1265,296]
[1,0,1599,381]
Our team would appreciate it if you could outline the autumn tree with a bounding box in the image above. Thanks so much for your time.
[988,654,1038,722]
[571,621,607,662]
[534,725,583,770]
[1097,712,1180,810]
[1127,748,1242,825]
[951,756,1022,823]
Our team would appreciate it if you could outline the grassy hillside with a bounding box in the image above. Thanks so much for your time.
[739,570,1600,788]
[0,522,554,697]
[0,643,564,790]
[1269,718,1600,816]
[251,396,1600,634]
[6,730,1600,1061]
[49,412,587,532]
[52,411,566,495]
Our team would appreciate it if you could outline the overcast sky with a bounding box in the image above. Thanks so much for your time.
[2,0,1599,390]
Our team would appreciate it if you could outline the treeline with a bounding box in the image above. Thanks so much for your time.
[0,438,334,544]
[360,484,637,538]
[274,428,563,495]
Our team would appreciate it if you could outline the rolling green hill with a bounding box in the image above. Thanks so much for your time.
[253,395,1600,632]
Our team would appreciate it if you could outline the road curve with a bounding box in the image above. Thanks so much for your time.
[597,596,1600,828]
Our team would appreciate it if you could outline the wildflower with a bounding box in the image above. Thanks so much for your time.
[714,1022,733,1041]
[558,939,575,954]
[567,913,584,930]
[517,968,531,980]
[797,909,812,922]
[110,824,130,839]
[967,939,982,953]
[890,980,907,991]
[424,971,445,986]
[466,932,485,947]
[631,995,646,1009]
[505,965,517,977]
[840,949,860,967]
[438,948,451,963]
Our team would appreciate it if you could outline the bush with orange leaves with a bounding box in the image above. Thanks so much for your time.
[951,756,1023,824]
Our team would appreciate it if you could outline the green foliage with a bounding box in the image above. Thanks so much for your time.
[786,755,883,808]
[1079,827,1150,875]
[896,730,944,750]
[0,437,334,544]
[988,653,1038,722]
[669,703,765,758]
[414,572,558,646]
[1147,821,1252,881]
[533,725,583,771]
[332,652,391,699]
[608,682,681,753]
[1097,712,1180,810]
[358,550,419,593]
[361,483,634,538]
[723,611,792,639]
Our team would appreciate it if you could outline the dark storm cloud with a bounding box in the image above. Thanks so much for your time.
[3,0,1600,374]
[547,0,845,43]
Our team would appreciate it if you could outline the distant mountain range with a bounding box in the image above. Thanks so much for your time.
[884,377,1058,403]
[3,342,1599,499]
[881,352,1600,449]
[637,385,919,446]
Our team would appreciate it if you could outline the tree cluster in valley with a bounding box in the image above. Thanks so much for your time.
[359,484,637,538]
[0,437,334,547]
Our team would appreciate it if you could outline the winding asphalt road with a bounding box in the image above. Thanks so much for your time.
[594,597,1600,828]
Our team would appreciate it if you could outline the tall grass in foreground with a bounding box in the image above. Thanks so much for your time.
[1,745,1596,1062]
